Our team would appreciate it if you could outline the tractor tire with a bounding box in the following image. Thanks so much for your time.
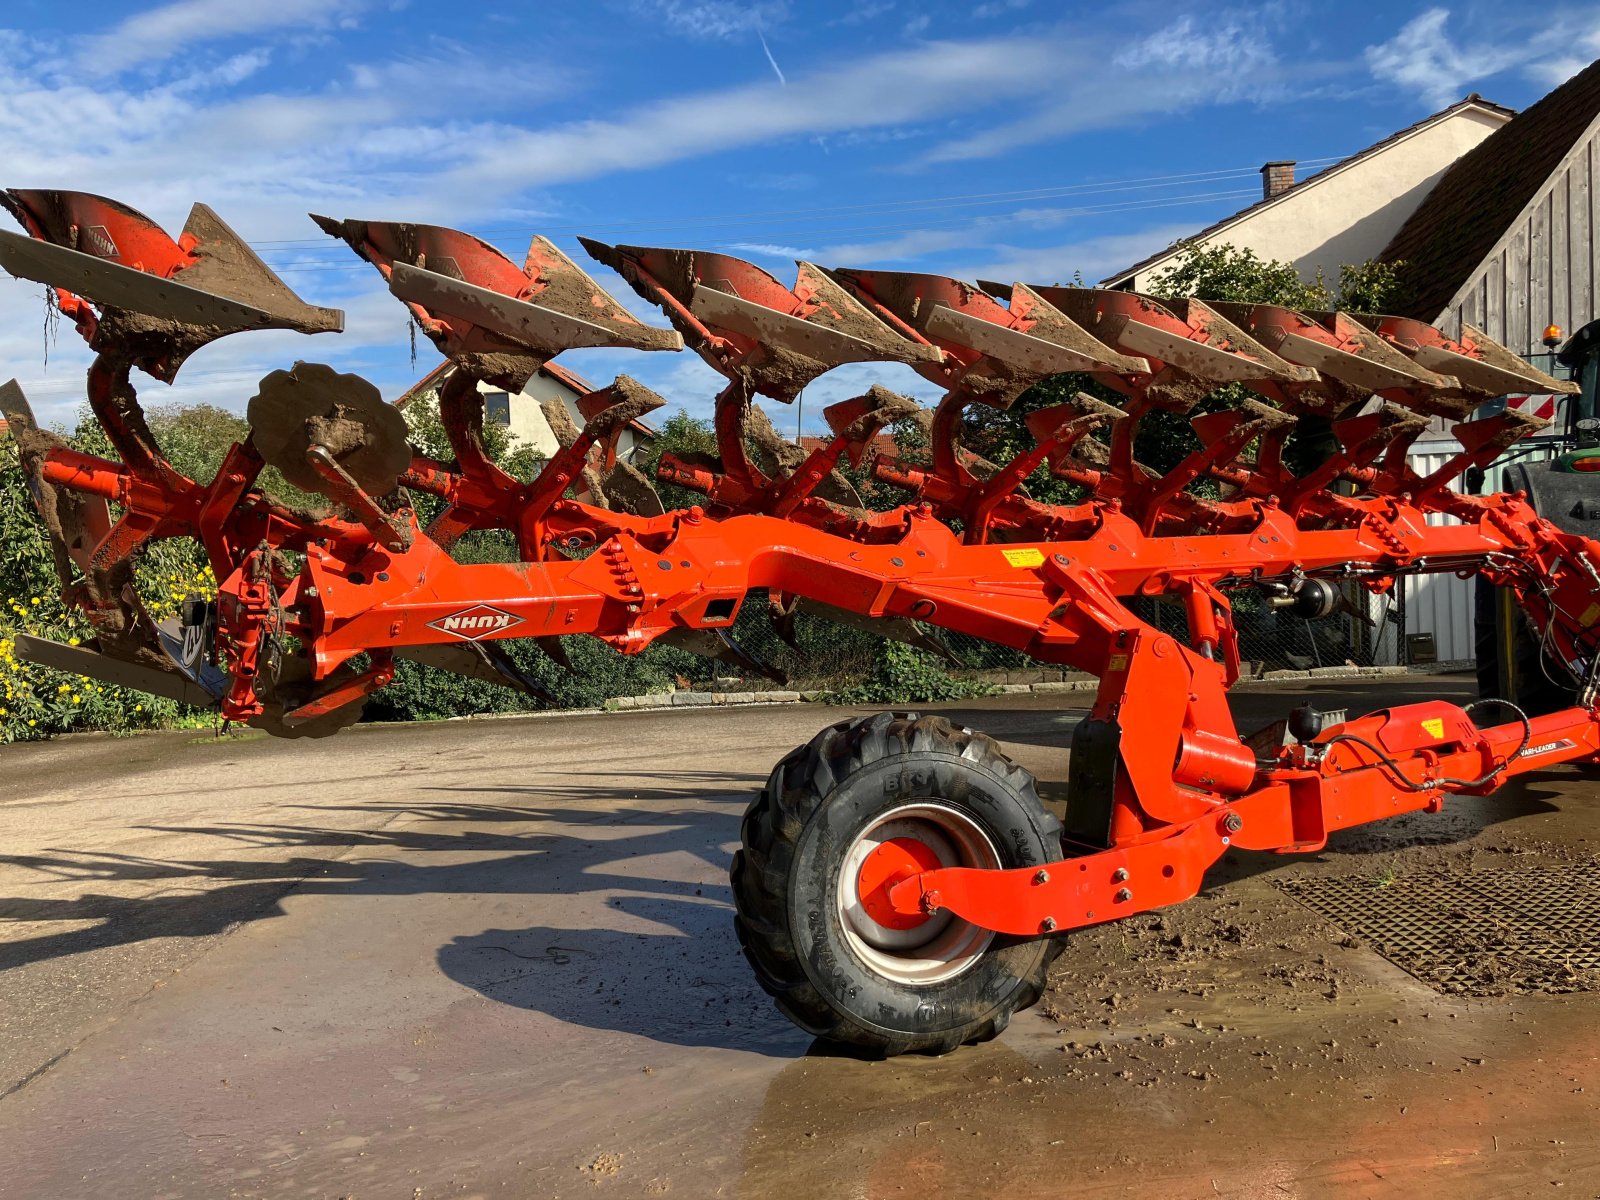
[1473,578,1573,717]
[732,711,1063,1057]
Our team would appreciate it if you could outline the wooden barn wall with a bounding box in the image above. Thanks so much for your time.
[1444,116,1600,355]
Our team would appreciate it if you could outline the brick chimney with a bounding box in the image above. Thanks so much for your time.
[1260,160,1295,199]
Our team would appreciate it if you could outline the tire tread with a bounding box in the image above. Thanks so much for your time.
[733,711,1063,1056]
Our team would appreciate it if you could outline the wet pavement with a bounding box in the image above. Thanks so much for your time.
[1,681,1597,1197]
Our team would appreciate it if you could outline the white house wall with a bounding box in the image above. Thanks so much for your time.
[1123,108,1506,291]
[1442,113,1600,356]
[471,373,650,463]
[503,373,569,458]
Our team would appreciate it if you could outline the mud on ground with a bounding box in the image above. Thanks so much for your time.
[744,742,1600,1198]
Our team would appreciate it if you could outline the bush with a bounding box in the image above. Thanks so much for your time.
[0,387,1021,741]
[829,641,995,706]
[0,422,216,743]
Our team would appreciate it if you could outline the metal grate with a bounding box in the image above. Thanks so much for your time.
[1278,864,1600,996]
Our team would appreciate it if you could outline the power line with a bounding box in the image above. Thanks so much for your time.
[245,155,1346,254]
[260,185,1267,275]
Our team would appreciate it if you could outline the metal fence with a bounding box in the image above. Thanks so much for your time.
[664,582,1406,695]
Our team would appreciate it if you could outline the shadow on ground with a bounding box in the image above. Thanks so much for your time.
[1,683,1553,1058]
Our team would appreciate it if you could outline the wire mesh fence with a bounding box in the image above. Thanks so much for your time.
[656,581,1408,698]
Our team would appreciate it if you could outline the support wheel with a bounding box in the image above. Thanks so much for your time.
[732,711,1063,1057]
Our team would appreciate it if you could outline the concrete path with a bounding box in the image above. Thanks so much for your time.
[1,683,1597,1197]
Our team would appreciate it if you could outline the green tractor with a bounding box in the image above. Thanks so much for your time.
[1472,321,1600,713]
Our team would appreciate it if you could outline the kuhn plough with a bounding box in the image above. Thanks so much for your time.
[4,190,1599,1055]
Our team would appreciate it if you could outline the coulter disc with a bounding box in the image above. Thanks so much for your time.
[248,362,411,497]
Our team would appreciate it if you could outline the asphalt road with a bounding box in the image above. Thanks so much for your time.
[1,682,1598,1197]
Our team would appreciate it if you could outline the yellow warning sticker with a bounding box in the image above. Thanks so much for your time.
[1582,602,1600,627]
[1421,717,1445,739]
[1002,547,1046,568]
[1108,654,1130,673]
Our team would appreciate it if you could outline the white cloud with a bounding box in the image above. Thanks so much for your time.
[978,224,1200,286]
[790,361,942,434]
[726,242,817,258]
[829,2,895,26]
[78,0,375,72]
[628,0,790,40]
[0,7,1367,433]
[919,17,1286,165]
[443,37,1071,193]
[973,0,1031,18]
[165,49,275,92]
[726,171,817,191]
[1363,8,1524,108]
[0,37,575,238]
[0,27,580,425]
[1364,6,1600,108]
[813,216,1199,285]
[1528,55,1597,87]
[1112,15,1274,74]
[816,226,974,265]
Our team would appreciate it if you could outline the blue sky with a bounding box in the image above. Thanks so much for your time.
[2,0,1597,435]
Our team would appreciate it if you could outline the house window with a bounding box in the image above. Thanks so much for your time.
[483,391,512,426]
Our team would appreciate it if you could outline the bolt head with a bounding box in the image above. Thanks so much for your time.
[1033,869,1050,885]
[1114,888,1132,903]
[1111,867,1129,883]
[1222,812,1243,834]
[1040,917,1057,933]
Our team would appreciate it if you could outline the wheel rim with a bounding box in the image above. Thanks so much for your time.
[837,802,1000,986]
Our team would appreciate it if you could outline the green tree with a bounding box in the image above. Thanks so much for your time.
[964,242,1413,480]
[1144,240,1409,313]
[1330,258,1409,314]
[1146,242,1330,309]
[629,409,721,511]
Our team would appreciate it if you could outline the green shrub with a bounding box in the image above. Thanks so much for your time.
[0,422,216,743]
[829,640,995,706]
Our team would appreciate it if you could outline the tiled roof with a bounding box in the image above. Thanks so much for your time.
[394,361,603,410]
[391,362,452,409]
[1101,95,1515,287]
[1380,60,1600,320]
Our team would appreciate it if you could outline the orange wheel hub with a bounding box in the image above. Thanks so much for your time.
[855,836,943,930]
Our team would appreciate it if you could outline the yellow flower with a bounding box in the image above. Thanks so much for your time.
[26,720,35,727]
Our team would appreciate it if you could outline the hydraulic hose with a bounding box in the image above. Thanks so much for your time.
[1317,698,1532,793]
